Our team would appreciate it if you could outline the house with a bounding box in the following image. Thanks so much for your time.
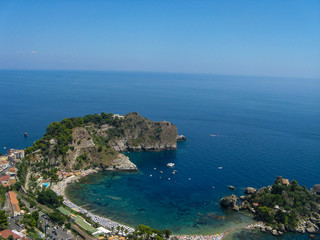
[64,173,74,178]
[0,175,10,186]
[7,167,17,177]
[7,149,24,161]
[0,229,23,239]
[8,191,21,216]
[112,114,125,119]
[282,178,290,186]
[56,171,64,180]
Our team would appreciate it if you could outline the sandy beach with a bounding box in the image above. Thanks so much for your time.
[51,169,135,233]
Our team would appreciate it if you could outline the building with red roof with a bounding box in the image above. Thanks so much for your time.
[8,191,21,216]
[0,229,23,239]
[0,175,10,186]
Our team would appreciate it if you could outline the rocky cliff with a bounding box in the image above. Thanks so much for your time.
[108,112,178,151]
[24,112,184,173]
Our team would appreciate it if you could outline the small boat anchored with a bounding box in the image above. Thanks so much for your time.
[166,163,175,168]
[24,131,28,137]
[218,166,223,170]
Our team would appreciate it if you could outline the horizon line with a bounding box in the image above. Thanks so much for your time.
[0,68,319,80]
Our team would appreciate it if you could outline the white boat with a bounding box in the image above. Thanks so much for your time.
[167,163,175,167]
[218,167,223,170]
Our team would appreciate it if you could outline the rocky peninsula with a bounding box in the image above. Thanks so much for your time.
[20,112,185,190]
[220,176,320,236]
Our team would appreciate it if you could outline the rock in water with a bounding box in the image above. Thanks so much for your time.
[245,187,257,195]
[220,195,239,211]
[177,135,187,141]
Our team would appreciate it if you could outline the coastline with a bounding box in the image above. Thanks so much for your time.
[51,168,262,239]
[51,168,135,233]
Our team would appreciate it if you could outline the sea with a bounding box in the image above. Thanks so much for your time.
[1,70,319,239]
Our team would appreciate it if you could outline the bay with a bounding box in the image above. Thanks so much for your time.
[1,70,320,238]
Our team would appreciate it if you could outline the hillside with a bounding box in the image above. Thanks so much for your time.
[220,176,320,235]
[18,112,184,190]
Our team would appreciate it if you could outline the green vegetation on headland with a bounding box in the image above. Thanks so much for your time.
[220,176,320,235]
[24,112,178,173]
[12,112,182,239]
[25,112,119,156]
[19,112,181,195]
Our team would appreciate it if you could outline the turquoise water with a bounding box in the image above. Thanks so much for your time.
[1,70,320,238]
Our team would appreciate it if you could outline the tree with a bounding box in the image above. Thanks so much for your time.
[0,210,8,230]
[12,181,22,191]
[29,199,36,208]
[290,180,299,191]
[7,235,14,240]
[32,211,39,226]
[256,206,273,223]
[274,210,286,224]
[163,229,172,238]
[37,189,63,208]
[65,222,71,229]
[48,210,66,225]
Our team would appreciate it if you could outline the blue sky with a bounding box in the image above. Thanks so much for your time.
[0,0,319,78]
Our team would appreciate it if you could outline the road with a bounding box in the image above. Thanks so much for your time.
[17,193,74,240]
[0,162,13,177]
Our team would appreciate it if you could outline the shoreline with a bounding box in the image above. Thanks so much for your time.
[51,168,260,238]
[51,168,135,233]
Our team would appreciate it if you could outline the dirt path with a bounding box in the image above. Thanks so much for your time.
[24,168,31,191]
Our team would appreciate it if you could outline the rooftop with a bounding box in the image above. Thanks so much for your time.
[0,175,10,182]
[8,191,20,213]
[0,229,22,239]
